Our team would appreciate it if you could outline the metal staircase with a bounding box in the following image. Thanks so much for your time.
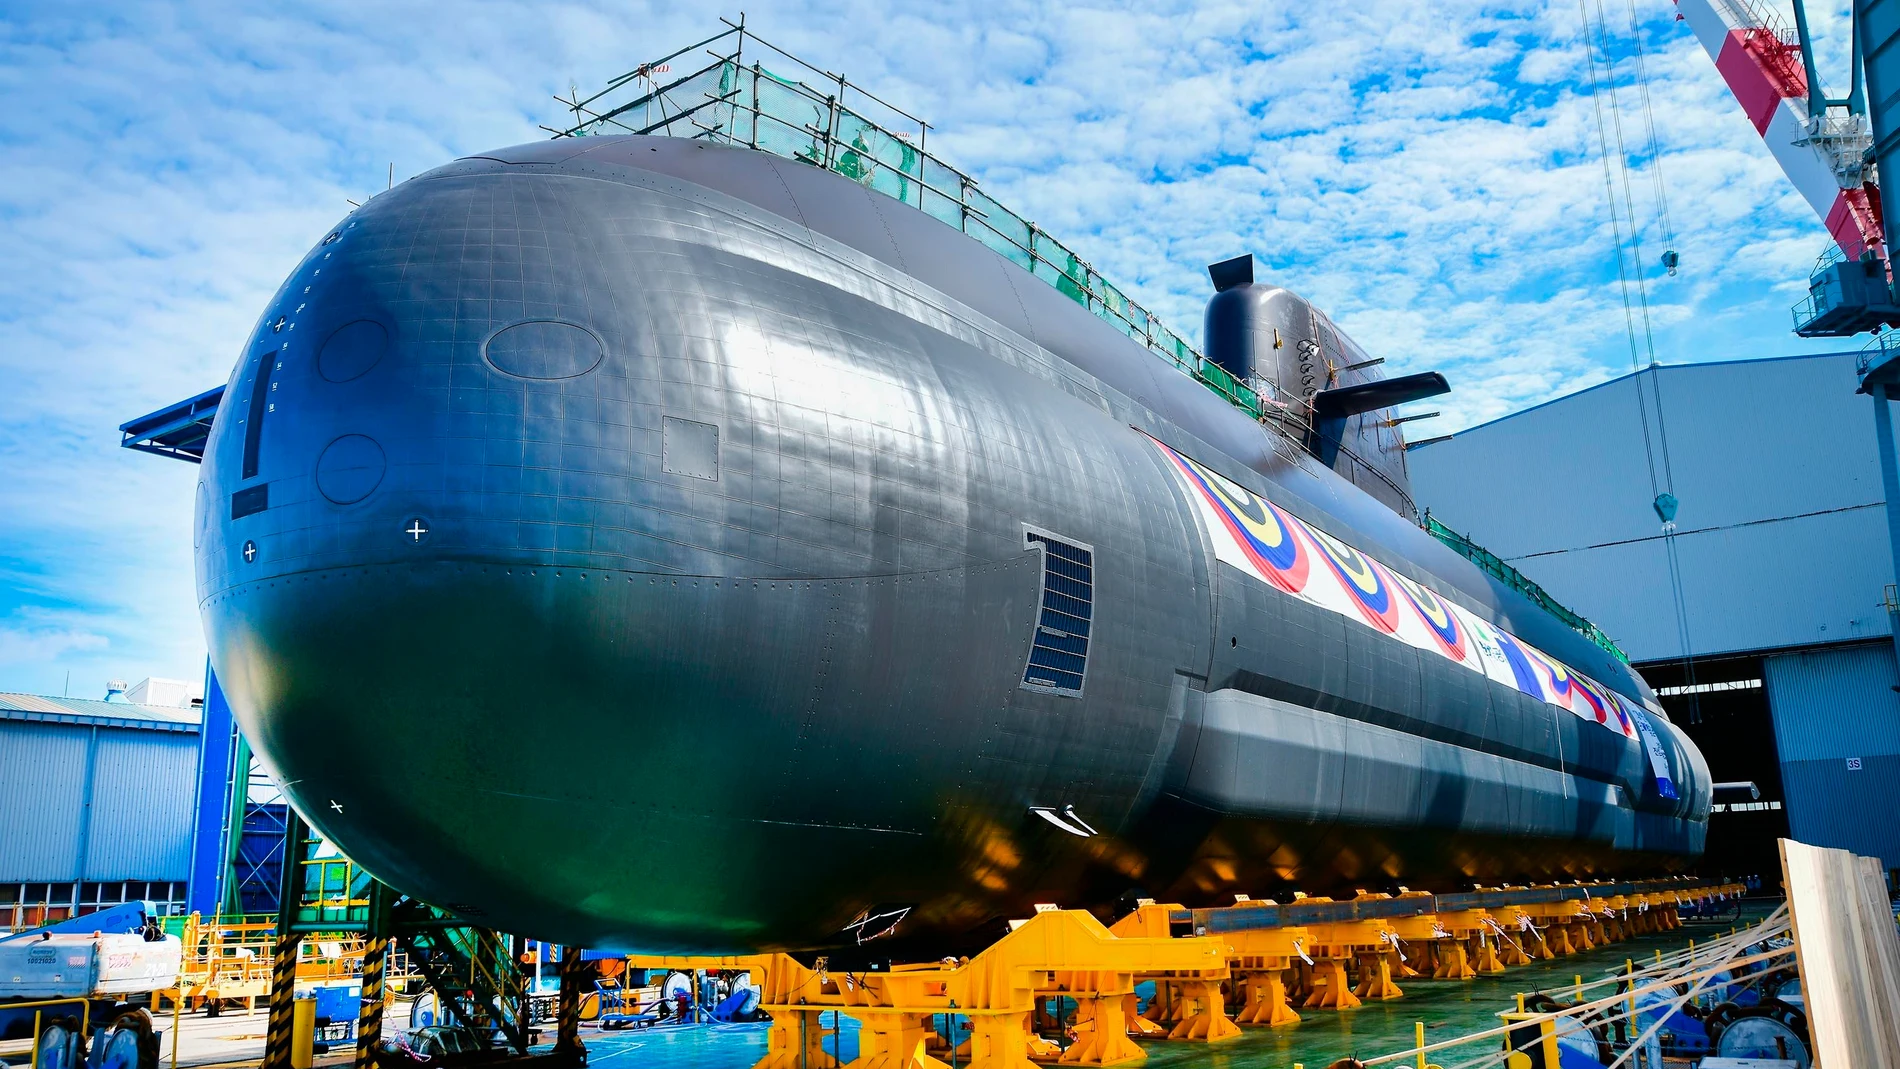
[391,899,533,1054]
[257,810,547,1068]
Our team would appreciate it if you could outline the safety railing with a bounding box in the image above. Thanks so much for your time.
[549,20,1271,425]
[290,840,375,931]
[1422,513,1629,663]
[11,997,92,1069]
[1859,325,1900,379]
[158,913,379,1004]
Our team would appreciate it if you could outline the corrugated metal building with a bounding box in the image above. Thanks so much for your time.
[0,693,201,928]
[1410,351,1900,877]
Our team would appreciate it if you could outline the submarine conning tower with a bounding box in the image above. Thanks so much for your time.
[1203,253,1449,519]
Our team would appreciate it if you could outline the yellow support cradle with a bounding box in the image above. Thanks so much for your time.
[612,878,1746,1069]
[630,908,1231,1069]
[1223,926,1307,1028]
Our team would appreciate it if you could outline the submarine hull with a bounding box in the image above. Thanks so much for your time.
[196,137,1708,953]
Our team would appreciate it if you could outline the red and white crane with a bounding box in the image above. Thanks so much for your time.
[1676,0,1883,259]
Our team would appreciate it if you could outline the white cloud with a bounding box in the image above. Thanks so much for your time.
[0,0,1857,693]
[0,620,110,667]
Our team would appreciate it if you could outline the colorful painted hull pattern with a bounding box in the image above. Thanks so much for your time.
[1152,437,1642,742]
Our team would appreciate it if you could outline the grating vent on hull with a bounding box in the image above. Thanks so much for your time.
[1022,531,1093,695]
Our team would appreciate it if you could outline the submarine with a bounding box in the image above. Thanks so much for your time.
[180,128,1710,954]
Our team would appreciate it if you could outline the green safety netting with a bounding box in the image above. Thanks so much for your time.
[559,43,1637,661]
[562,49,1261,422]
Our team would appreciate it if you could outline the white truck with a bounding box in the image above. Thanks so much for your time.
[0,901,182,1069]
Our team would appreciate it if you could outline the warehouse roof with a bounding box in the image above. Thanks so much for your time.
[0,692,200,733]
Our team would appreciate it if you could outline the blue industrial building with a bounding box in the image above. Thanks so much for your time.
[0,692,200,928]
[1411,351,1900,878]
[184,672,288,918]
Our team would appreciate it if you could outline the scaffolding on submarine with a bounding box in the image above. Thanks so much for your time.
[543,18,1632,665]
[546,19,1273,425]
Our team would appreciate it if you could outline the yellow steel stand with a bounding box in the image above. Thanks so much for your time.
[1296,914,1393,1009]
[601,878,1739,1069]
[1490,907,1535,967]
[630,909,1230,1069]
[1626,900,1656,934]
[760,1000,838,1069]
[1301,955,1360,1009]
[1285,958,1313,1004]
[1061,991,1145,1065]
[1162,981,1240,1042]
[1231,969,1299,1027]
[1119,993,1165,1037]
[1137,981,1183,1026]
[1657,892,1684,930]
[1376,892,1436,985]
[1522,898,1586,958]
[850,1011,949,1069]
[1430,939,1477,980]
[1219,925,1305,1027]
[1469,930,1506,975]
[1561,919,1590,953]
[1577,913,1603,951]
[1570,910,1599,952]
[1103,902,1239,1044]
[1383,905,1484,983]
[1599,897,1628,943]
[1352,948,1404,1001]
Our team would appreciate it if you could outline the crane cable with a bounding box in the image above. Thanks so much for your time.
[1617,0,1700,713]
[1576,0,1700,714]
[1622,0,1681,273]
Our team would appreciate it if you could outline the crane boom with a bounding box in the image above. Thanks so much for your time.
[1676,0,1883,258]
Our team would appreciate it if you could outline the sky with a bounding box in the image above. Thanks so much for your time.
[0,0,1862,697]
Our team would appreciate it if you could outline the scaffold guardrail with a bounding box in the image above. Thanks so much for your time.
[547,19,1271,424]
[1423,512,1629,663]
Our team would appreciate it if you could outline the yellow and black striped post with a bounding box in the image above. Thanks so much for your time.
[262,806,311,1069]
[262,928,303,1068]
[354,936,389,1069]
[355,881,394,1069]
[554,945,588,1065]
